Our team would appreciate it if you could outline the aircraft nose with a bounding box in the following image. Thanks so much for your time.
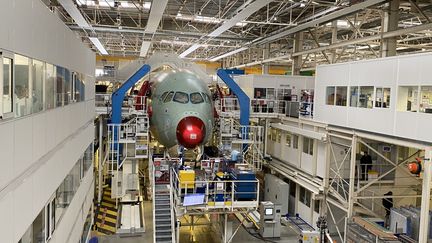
[176,116,205,149]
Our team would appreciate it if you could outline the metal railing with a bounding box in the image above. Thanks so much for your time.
[218,97,313,118]
[170,168,259,210]
[95,94,147,114]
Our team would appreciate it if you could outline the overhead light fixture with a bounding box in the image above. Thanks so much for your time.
[89,37,108,55]
[143,1,152,10]
[209,47,247,62]
[57,0,92,28]
[140,41,152,57]
[179,44,202,58]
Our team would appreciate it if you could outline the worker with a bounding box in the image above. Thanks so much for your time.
[382,191,393,227]
[360,151,372,180]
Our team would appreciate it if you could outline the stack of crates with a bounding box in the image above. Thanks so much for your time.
[231,169,256,200]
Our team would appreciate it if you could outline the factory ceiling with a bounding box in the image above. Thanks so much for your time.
[44,0,432,70]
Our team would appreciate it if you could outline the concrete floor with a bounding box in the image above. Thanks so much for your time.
[97,201,300,243]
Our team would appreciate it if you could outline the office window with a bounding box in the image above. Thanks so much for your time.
[350,86,359,107]
[270,128,277,142]
[74,73,82,102]
[276,130,281,143]
[358,86,374,108]
[32,59,44,113]
[45,63,55,110]
[64,68,71,105]
[254,88,266,98]
[45,199,55,241]
[420,86,432,113]
[314,200,320,213]
[19,208,45,243]
[299,186,311,207]
[285,132,292,147]
[375,87,390,108]
[80,74,85,102]
[326,86,335,105]
[335,86,347,106]
[15,54,31,117]
[397,86,418,112]
[56,66,64,107]
[303,137,314,156]
[2,57,13,114]
[267,88,275,99]
[293,134,299,149]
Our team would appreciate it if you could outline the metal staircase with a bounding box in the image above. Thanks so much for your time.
[151,156,176,243]
[153,184,173,243]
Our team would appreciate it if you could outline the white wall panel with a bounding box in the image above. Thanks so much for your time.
[0,192,14,243]
[32,113,47,161]
[14,118,33,176]
[315,53,432,143]
[300,153,314,175]
[0,121,14,189]
[13,177,35,241]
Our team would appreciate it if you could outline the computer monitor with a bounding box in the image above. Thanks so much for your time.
[265,208,273,215]
[183,194,205,206]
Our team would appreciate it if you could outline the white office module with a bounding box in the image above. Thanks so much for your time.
[264,174,289,215]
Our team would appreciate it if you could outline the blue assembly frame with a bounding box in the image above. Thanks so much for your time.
[216,69,250,126]
[217,69,250,142]
[110,64,151,163]
[111,64,151,124]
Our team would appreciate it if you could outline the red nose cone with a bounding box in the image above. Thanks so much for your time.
[176,116,205,149]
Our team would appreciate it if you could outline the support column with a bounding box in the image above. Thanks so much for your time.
[330,20,338,63]
[418,148,432,243]
[381,0,400,57]
[98,115,104,203]
[262,43,270,74]
[292,32,303,75]
[347,136,358,218]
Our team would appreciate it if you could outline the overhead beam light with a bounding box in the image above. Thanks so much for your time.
[57,0,92,29]
[209,47,247,62]
[179,0,271,58]
[89,37,108,55]
[139,0,168,57]
[140,41,152,57]
[179,44,202,58]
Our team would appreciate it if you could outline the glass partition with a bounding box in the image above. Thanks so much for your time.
[32,60,44,113]
[326,86,335,105]
[420,86,432,113]
[335,86,347,106]
[350,86,359,107]
[358,86,374,108]
[397,86,418,112]
[45,63,56,110]
[375,87,390,108]
[2,57,13,114]
[56,66,64,107]
[15,54,31,117]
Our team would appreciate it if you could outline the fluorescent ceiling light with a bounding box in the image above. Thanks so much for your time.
[57,0,92,29]
[89,37,108,55]
[209,47,247,62]
[143,1,152,10]
[179,44,202,58]
[140,41,152,57]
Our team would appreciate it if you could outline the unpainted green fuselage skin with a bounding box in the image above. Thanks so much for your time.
[149,69,214,148]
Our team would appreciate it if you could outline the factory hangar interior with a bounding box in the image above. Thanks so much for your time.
[2,0,432,243]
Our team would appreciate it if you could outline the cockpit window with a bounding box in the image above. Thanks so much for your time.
[202,92,211,103]
[190,92,204,104]
[164,91,174,103]
[173,92,189,104]
[160,91,168,101]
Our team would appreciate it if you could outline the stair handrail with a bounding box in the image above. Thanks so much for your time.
[169,169,176,242]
